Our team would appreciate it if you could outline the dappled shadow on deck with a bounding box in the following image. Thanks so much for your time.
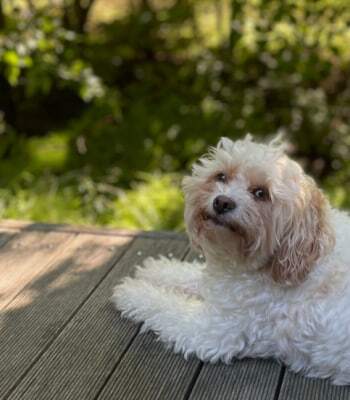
[0,227,133,399]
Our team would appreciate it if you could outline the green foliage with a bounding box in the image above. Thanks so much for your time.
[0,10,104,97]
[0,171,184,230]
[113,174,184,231]
[0,0,349,229]
[0,178,86,223]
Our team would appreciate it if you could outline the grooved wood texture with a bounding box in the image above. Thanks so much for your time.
[1,232,132,399]
[7,237,189,400]
[278,371,350,400]
[189,359,282,400]
[0,230,75,309]
[97,250,201,400]
[1,221,337,400]
[0,228,17,247]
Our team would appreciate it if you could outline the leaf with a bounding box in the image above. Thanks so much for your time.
[3,50,19,66]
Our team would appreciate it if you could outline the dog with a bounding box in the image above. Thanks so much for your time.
[113,135,350,385]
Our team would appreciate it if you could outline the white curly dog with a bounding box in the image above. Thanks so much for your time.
[113,135,350,385]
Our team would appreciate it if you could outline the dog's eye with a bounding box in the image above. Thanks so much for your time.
[215,172,227,183]
[251,187,269,201]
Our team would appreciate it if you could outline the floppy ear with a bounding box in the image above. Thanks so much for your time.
[271,180,335,285]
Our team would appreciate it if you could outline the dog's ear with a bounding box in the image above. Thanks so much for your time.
[217,137,234,152]
[271,180,335,285]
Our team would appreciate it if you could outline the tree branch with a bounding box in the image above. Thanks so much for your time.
[0,0,5,30]
[63,0,96,33]
[229,0,243,50]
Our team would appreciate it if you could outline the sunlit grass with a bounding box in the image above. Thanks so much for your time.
[113,174,184,231]
[0,171,185,230]
[27,132,69,172]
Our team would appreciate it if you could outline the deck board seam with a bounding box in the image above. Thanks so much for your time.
[272,366,286,400]
[93,245,192,400]
[183,362,203,400]
[1,232,79,311]
[92,325,141,400]
[2,236,136,400]
[0,231,19,248]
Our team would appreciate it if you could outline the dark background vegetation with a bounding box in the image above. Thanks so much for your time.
[0,0,349,230]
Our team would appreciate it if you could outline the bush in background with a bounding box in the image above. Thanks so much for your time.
[0,0,349,229]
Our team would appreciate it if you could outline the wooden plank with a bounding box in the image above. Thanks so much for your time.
[0,230,76,309]
[99,331,200,400]
[7,237,189,400]
[278,371,350,400]
[97,250,202,400]
[189,359,282,400]
[0,233,132,400]
[0,229,17,247]
[0,219,187,240]
[100,247,281,400]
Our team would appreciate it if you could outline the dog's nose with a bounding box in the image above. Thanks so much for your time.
[213,195,236,214]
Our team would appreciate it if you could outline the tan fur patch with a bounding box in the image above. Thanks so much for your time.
[243,167,269,188]
[270,178,335,285]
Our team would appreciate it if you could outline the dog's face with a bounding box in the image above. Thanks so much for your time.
[183,136,335,285]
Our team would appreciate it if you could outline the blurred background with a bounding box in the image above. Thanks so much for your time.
[0,0,349,231]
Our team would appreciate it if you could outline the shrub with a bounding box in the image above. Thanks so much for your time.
[0,0,349,228]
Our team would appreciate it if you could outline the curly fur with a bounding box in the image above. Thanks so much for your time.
[113,135,350,385]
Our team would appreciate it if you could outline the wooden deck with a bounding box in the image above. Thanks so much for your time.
[1,220,349,400]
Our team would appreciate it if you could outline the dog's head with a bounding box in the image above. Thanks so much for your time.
[182,135,335,285]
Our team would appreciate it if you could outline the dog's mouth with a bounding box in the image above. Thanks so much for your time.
[202,212,244,236]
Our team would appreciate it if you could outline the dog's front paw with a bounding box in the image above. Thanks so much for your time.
[112,276,249,363]
[134,256,204,292]
[113,277,162,323]
[113,276,202,325]
[113,276,207,349]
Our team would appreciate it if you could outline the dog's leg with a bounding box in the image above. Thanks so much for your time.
[113,277,248,362]
[134,256,204,294]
